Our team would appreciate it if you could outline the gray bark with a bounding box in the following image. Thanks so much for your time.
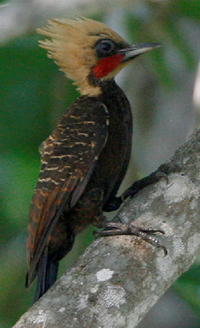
[12,127,200,327]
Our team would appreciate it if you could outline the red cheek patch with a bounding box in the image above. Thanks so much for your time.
[93,54,125,79]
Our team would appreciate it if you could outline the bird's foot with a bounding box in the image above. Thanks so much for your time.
[94,221,167,256]
[121,161,180,200]
[103,162,180,213]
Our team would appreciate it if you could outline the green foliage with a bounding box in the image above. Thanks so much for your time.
[0,35,80,326]
[174,259,200,312]
[1,2,200,326]
[126,1,196,88]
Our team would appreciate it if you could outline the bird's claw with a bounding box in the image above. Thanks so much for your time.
[94,221,167,256]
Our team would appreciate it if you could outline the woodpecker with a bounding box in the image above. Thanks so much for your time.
[26,17,161,302]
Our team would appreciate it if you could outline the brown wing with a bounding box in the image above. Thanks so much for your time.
[26,98,109,286]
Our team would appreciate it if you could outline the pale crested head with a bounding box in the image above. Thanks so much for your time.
[38,18,160,96]
[37,18,128,96]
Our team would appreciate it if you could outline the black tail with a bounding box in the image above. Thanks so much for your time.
[33,255,59,303]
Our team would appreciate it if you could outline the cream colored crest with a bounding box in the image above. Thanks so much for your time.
[37,18,126,96]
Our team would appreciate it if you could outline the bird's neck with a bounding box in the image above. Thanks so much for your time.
[80,79,132,118]
[99,79,118,95]
[98,79,131,113]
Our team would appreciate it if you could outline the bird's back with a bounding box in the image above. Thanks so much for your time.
[26,82,132,298]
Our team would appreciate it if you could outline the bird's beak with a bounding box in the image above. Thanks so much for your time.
[119,43,160,63]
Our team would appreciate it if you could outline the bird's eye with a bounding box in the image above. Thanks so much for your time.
[95,39,116,57]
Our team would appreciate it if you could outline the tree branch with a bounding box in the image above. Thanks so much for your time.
[13,127,200,328]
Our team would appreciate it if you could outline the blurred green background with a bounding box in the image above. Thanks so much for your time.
[1,1,200,327]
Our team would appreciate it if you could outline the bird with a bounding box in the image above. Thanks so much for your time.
[26,17,162,302]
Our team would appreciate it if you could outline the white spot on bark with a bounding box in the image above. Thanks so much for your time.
[98,311,126,328]
[90,286,99,293]
[164,176,195,203]
[156,256,176,281]
[180,221,192,237]
[172,237,185,257]
[94,284,126,327]
[187,233,200,254]
[58,307,66,313]
[190,198,198,210]
[102,285,126,308]
[77,294,89,310]
[96,268,114,282]
[32,310,47,326]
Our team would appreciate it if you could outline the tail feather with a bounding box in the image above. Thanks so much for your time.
[33,255,59,303]
[26,222,76,303]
